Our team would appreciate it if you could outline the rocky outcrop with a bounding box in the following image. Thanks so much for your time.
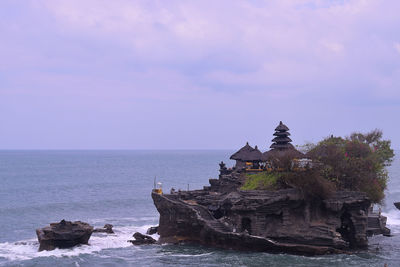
[151,171,384,255]
[128,232,156,245]
[93,224,114,234]
[204,172,243,193]
[394,202,400,210]
[146,226,158,235]
[36,220,93,251]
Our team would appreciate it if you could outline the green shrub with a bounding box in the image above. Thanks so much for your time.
[306,129,394,203]
[239,129,394,203]
[278,168,336,200]
[241,172,279,190]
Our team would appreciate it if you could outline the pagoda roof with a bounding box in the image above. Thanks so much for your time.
[273,131,291,137]
[230,143,263,161]
[275,121,289,132]
[262,148,304,161]
[270,143,294,149]
[272,136,292,143]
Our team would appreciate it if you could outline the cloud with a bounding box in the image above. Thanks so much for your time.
[3,0,400,100]
[1,0,400,149]
[395,43,400,55]
[320,40,344,53]
[36,1,399,77]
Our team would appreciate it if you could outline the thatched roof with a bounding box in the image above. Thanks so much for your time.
[262,148,304,161]
[263,121,304,161]
[249,145,263,161]
[270,143,294,149]
[273,131,291,137]
[275,121,289,132]
[272,136,292,143]
[230,142,262,161]
[230,142,253,160]
[270,121,293,149]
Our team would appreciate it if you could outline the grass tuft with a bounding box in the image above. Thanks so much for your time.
[241,172,279,190]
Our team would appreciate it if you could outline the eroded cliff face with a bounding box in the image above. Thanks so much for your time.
[152,172,371,255]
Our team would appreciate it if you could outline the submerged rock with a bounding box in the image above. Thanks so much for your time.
[146,226,158,235]
[36,220,93,251]
[128,232,156,245]
[93,224,114,234]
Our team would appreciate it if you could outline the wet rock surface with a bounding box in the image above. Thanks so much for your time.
[128,232,156,245]
[146,226,158,235]
[93,224,114,234]
[152,171,386,255]
[36,220,93,251]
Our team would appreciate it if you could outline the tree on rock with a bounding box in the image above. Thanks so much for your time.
[306,129,394,203]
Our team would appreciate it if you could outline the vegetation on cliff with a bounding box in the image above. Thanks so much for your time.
[241,172,280,190]
[279,168,336,200]
[241,130,394,203]
[306,129,394,203]
[241,169,336,200]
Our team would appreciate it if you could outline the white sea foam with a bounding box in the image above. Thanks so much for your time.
[382,209,400,226]
[381,209,400,236]
[0,224,157,261]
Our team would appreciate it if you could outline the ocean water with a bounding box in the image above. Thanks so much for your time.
[0,150,399,267]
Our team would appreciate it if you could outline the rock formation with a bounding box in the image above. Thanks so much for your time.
[146,226,158,235]
[128,232,156,245]
[36,220,93,251]
[152,170,387,255]
[93,224,114,234]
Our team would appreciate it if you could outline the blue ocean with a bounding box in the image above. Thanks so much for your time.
[0,150,399,266]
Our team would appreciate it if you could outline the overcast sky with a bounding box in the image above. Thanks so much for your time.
[1,0,400,150]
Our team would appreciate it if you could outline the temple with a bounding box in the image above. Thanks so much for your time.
[270,121,293,149]
[152,120,391,255]
[230,121,304,171]
[229,143,263,169]
[263,121,304,163]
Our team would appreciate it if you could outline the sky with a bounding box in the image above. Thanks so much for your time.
[1,0,400,150]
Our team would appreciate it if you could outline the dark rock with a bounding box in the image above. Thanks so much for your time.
[93,224,114,234]
[394,202,400,210]
[128,232,156,245]
[382,227,391,236]
[367,209,391,237]
[36,220,93,251]
[208,171,243,193]
[14,241,27,245]
[151,171,383,255]
[146,226,158,235]
[219,161,231,176]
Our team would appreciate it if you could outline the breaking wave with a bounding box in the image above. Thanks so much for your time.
[0,224,158,262]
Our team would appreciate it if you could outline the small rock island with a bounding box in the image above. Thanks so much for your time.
[36,220,93,251]
[152,122,393,255]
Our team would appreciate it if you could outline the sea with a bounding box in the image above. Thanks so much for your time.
[0,150,399,267]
